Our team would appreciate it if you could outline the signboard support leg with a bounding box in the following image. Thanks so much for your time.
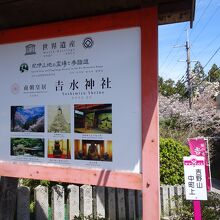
[141,8,159,220]
[193,200,202,220]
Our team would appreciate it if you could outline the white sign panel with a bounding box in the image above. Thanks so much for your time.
[184,156,207,200]
[0,27,141,173]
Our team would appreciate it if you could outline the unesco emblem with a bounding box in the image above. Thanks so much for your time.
[83,37,94,49]
[20,63,29,73]
[25,44,36,55]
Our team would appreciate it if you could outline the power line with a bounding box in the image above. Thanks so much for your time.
[160,72,188,114]
[170,64,187,82]
[160,24,188,72]
[188,57,220,90]
[203,45,220,69]
[160,67,220,114]
[195,31,220,58]
[190,50,220,88]
[189,44,220,88]
[169,52,187,74]
[160,49,220,111]
[159,49,184,78]
[185,46,220,89]
[160,39,188,79]
[191,5,219,44]
[160,29,196,109]
[175,73,188,84]
[190,0,214,34]
[160,57,220,113]
[159,49,175,71]
[193,66,220,88]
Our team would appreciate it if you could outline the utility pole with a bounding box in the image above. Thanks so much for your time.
[174,29,196,109]
[186,29,192,109]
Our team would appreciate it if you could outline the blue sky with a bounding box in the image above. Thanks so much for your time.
[159,0,220,81]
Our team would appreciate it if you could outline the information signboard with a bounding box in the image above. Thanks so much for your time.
[184,156,207,201]
[0,10,160,219]
[0,27,141,173]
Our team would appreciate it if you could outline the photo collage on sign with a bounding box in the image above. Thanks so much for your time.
[10,104,112,163]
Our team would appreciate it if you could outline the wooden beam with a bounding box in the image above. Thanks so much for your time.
[141,7,160,220]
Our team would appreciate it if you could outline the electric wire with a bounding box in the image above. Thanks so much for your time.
[203,45,220,69]
[160,24,188,73]
[160,0,220,109]
[195,31,220,58]
[191,5,219,44]
[159,71,189,113]
[193,66,220,88]
[190,0,214,35]
[160,62,220,112]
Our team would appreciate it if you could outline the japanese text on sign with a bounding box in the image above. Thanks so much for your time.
[184,156,207,200]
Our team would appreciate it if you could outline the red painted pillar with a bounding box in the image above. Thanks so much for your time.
[141,8,160,220]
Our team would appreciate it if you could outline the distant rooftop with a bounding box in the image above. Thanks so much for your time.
[0,0,195,30]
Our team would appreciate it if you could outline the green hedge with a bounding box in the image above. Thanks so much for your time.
[160,138,189,185]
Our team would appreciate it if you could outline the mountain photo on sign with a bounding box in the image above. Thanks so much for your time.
[48,105,71,133]
[11,106,44,132]
[74,104,112,134]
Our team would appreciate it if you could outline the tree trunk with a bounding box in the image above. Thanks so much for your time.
[0,177,18,220]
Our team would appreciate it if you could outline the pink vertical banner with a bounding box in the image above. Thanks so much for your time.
[188,138,211,192]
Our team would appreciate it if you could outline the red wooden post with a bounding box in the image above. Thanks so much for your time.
[141,8,160,220]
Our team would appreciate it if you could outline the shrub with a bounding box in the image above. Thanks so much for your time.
[160,138,190,185]
[171,192,220,220]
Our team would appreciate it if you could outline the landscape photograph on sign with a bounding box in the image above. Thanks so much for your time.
[11,106,44,132]
[74,139,112,161]
[10,137,44,157]
[48,139,71,159]
[48,105,71,133]
[74,104,112,134]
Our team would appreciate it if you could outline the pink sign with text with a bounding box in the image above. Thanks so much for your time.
[188,138,211,191]
[184,156,207,200]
